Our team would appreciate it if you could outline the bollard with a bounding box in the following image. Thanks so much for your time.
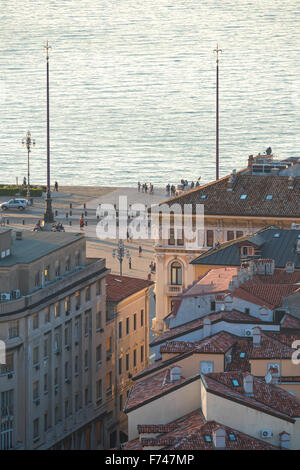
[69,220,72,226]
[70,203,72,209]
[55,210,58,216]
[66,212,68,219]
[22,220,25,225]
[70,210,72,216]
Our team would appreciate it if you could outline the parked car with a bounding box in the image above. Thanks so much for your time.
[0,199,27,211]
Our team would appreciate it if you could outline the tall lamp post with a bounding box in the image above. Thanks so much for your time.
[112,240,130,276]
[44,40,54,224]
[214,43,222,181]
[21,131,35,199]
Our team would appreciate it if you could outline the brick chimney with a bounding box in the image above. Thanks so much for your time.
[213,428,226,450]
[252,326,261,347]
[243,374,254,396]
[279,432,290,450]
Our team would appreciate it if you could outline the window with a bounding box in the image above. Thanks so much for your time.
[141,309,144,327]
[133,314,137,331]
[133,349,137,368]
[55,405,60,424]
[54,368,58,386]
[106,337,112,353]
[75,394,79,412]
[65,399,69,418]
[34,272,40,287]
[65,256,71,272]
[126,317,130,335]
[96,280,102,296]
[126,353,129,371]
[170,261,182,285]
[85,387,89,406]
[54,334,60,354]
[55,262,60,277]
[84,312,89,336]
[266,194,273,200]
[74,320,79,342]
[241,246,254,257]
[228,433,236,441]
[54,302,60,318]
[240,194,247,200]
[85,286,91,302]
[32,313,39,330]
[65,325,70,347]
[210,301,216,312]
[96,312,102,330]
[204,435,212,443]
[65,361,69,380]
[240,352,246,358]
[33,418,39,439]
[206,230,214,247]
[119,357,122,375]
[33,346,39,365]
[44,412,48,432]
[200,361,214,374]
[75,291,81,310]
[0,353,14,374]
[65,296,70,314]
[96,380,102,401]
[119,321,122,339]
[140,345,144,363]
[106,372,112,391]
[96,420,102,444]
[96,344,102,363]
[200,194,207,199]
[236,231,243,238]
[227,231,234,241]
[84,350,88,369]
[33,381,39,400]
[45,307,50,323]
[8,321,19,339]
[75,252,80,266]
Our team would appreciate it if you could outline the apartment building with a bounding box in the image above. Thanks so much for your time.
[0,228,110,450]
[153,154,300,333]
[105,274,153,447]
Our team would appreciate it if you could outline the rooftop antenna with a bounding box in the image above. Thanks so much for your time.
[214,44,222,180]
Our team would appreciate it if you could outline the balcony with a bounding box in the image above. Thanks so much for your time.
[166,284,183,295]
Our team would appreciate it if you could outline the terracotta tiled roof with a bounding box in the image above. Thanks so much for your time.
[106,274,153,302]
[123,409,279,450]
[250,331,296,359]
[281,314,300,329]
[160,173,300,218]
[202,372,300,422]
[226,338,252,372]
[160,332,237,355]
[125,368,196,413]
[181,268,238,297]
[150,310,267,347]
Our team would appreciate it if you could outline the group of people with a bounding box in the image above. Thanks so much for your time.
[165,184,177,196]
[180,177,201,189]
[166,177,201,196]
[137,182,154,194]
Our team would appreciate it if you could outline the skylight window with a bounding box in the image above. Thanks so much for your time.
[240,194,247,200]
[274,233,280,238]
[204,435,212,442]
[200,195,207,199]
[232,379,239,387]
[240,352,246,358]
[228,433,236,441]
[266,194,273,200]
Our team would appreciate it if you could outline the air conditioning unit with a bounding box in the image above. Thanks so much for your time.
[260,429,273,439]
[1,293,11,301]
[12,289,21,299]
[244,329,253,337]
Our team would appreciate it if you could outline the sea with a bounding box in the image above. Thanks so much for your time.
[0,0,299,187]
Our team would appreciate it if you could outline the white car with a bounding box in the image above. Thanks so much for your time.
[0,199,28,211]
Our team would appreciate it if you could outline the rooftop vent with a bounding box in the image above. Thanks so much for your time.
[170,366,181,383]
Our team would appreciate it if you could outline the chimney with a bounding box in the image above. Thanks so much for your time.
[213,428,226,450]
[243,374,254,396]
[224,295,233,310]
[248,155,254,170]
[252,326,261,347]
[257,259,275,275]
[285,261,295,274]
[279,432,290,450]
[203,317,211,338]
[227,170,237,192]
[288,176,294,190]
[170,366,181,383]
[248,261,256,278]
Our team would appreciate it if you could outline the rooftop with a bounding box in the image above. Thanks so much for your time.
[105,274,153,302]
[181,267,238,297]
[0,230,84,267]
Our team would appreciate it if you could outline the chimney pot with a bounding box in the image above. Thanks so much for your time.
[252,327,261,347]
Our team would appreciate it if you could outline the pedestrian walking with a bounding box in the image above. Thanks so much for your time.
[23,176,27,186]
[138,245,142,257]
[54,181,58,192]
[79,217,84,229]
[138,182,141,192]
[128,257,132,269]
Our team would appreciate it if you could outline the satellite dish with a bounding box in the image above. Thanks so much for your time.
[265,372,272,384]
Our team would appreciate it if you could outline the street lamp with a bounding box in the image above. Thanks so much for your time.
[21,130,35,199]
[112,240,130,276]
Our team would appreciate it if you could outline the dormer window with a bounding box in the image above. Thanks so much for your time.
[266,194,273,200]
[241,246,254,257]
[240,194,247,200]
[228,433,236,441]
[200,195,207,199]
[232,379,239,387]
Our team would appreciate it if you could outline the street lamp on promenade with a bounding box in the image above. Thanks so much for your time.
[21,130,35,199]
[112,240,130,276]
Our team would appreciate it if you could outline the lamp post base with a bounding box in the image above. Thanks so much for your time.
[43,192,54,224]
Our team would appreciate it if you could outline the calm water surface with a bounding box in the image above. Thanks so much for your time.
[0,0,299,187]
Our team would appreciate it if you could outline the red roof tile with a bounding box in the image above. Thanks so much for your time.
[160,331,237,355]
[281,314,300,329]
[106,274,153,302]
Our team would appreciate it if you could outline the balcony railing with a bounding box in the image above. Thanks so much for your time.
[166,284,183,295]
